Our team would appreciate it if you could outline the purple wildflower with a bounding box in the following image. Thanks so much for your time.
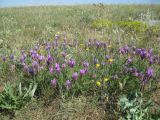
[32,53,39,59]
[80,69,87,75]
[119,48,125,54]
[32,61,39,69]
[20,56,25,63]
[51,79,57,88]
[56,67,61,74]
[68,59,76,68]
[66,80,72,90]
[28,67,34,75]
[96,41,100,47]
[47,54,53,65]
[61,51,67,58]
[55,63,61,74]
[105,55,110,60]
[2,56,6,62]
[38,55,45,61]
[49,66,54,74]
[138,72,144,80]
[55,63,60,69]
[10,55,14,60]
[148,48,153,57]
[146,67,154,78]
[149,57,154,65]
[83,61,89,67]
[46,44,51,51]
[23,64,29,74]
[124,45,130,52]
[72,72,78,81]
[32,61,39,73]
[30,49,37,55]
[62,63,66,69]
[127,58,133,64]
[133,72,139,77]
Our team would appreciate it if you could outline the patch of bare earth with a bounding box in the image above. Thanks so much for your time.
[151,87,160,114]
[0,96,105,120]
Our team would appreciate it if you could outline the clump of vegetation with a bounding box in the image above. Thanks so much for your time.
[92,19,148,32]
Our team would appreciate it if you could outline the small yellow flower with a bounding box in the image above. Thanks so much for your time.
[104,78,109,82]
[57,31,60,34]
[108,45,112,48]
[80,44,85,47]
[96,81,101,87]
[108,58,113,63]
[86,48,89,51]
[95,64,100,68]
[128,17,132,20]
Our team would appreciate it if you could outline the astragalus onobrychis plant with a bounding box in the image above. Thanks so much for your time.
[0,33,159,118]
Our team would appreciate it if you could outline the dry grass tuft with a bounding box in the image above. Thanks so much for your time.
[0,96,105,120]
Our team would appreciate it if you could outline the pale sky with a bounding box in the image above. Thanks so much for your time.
[0,0,160,7]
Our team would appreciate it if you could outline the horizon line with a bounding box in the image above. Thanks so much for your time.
[0,3,160,8]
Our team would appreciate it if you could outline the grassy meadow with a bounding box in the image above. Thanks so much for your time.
[0,4,160,119]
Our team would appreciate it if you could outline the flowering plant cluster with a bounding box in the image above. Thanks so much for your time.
[0,33,159,115]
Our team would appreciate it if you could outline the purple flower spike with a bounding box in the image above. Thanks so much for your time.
[56,67,61,74]
[49,66,54,74]
[28,67,34,75]
[149,57,154,65]
[80,69,86,75]
[105,55,110,60]
[32,53,39,59]
[32,61,39,74]
[10,55,14,60]
[140,49,147,59]
[23,64,29,74]
[68,59,76,68]
[119,48,125,54]
[96,41,100,47]
[30,49,37,55]
[66,80,72,90]
[72,72,78,81]
[127,58,133,64]
[55,63,61,74]
[55,63,60,69]
[148,48,153,57]
[46,44,51,51]
[146,67,154,78]
[51,79,57,88]
[38,55,45,61]
[61,51,67,58]
[62,63,66,69]
[138,72,144,80]
[2,56,6,62]
[32,61,39,69]
[20,56,25,63]
[47,54,53,64]
[83,61,89,67]
[128,68,133,72]
[133,72,139,77]
[124,45,130,52]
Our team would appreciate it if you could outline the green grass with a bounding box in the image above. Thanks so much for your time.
[0,4,160,51]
